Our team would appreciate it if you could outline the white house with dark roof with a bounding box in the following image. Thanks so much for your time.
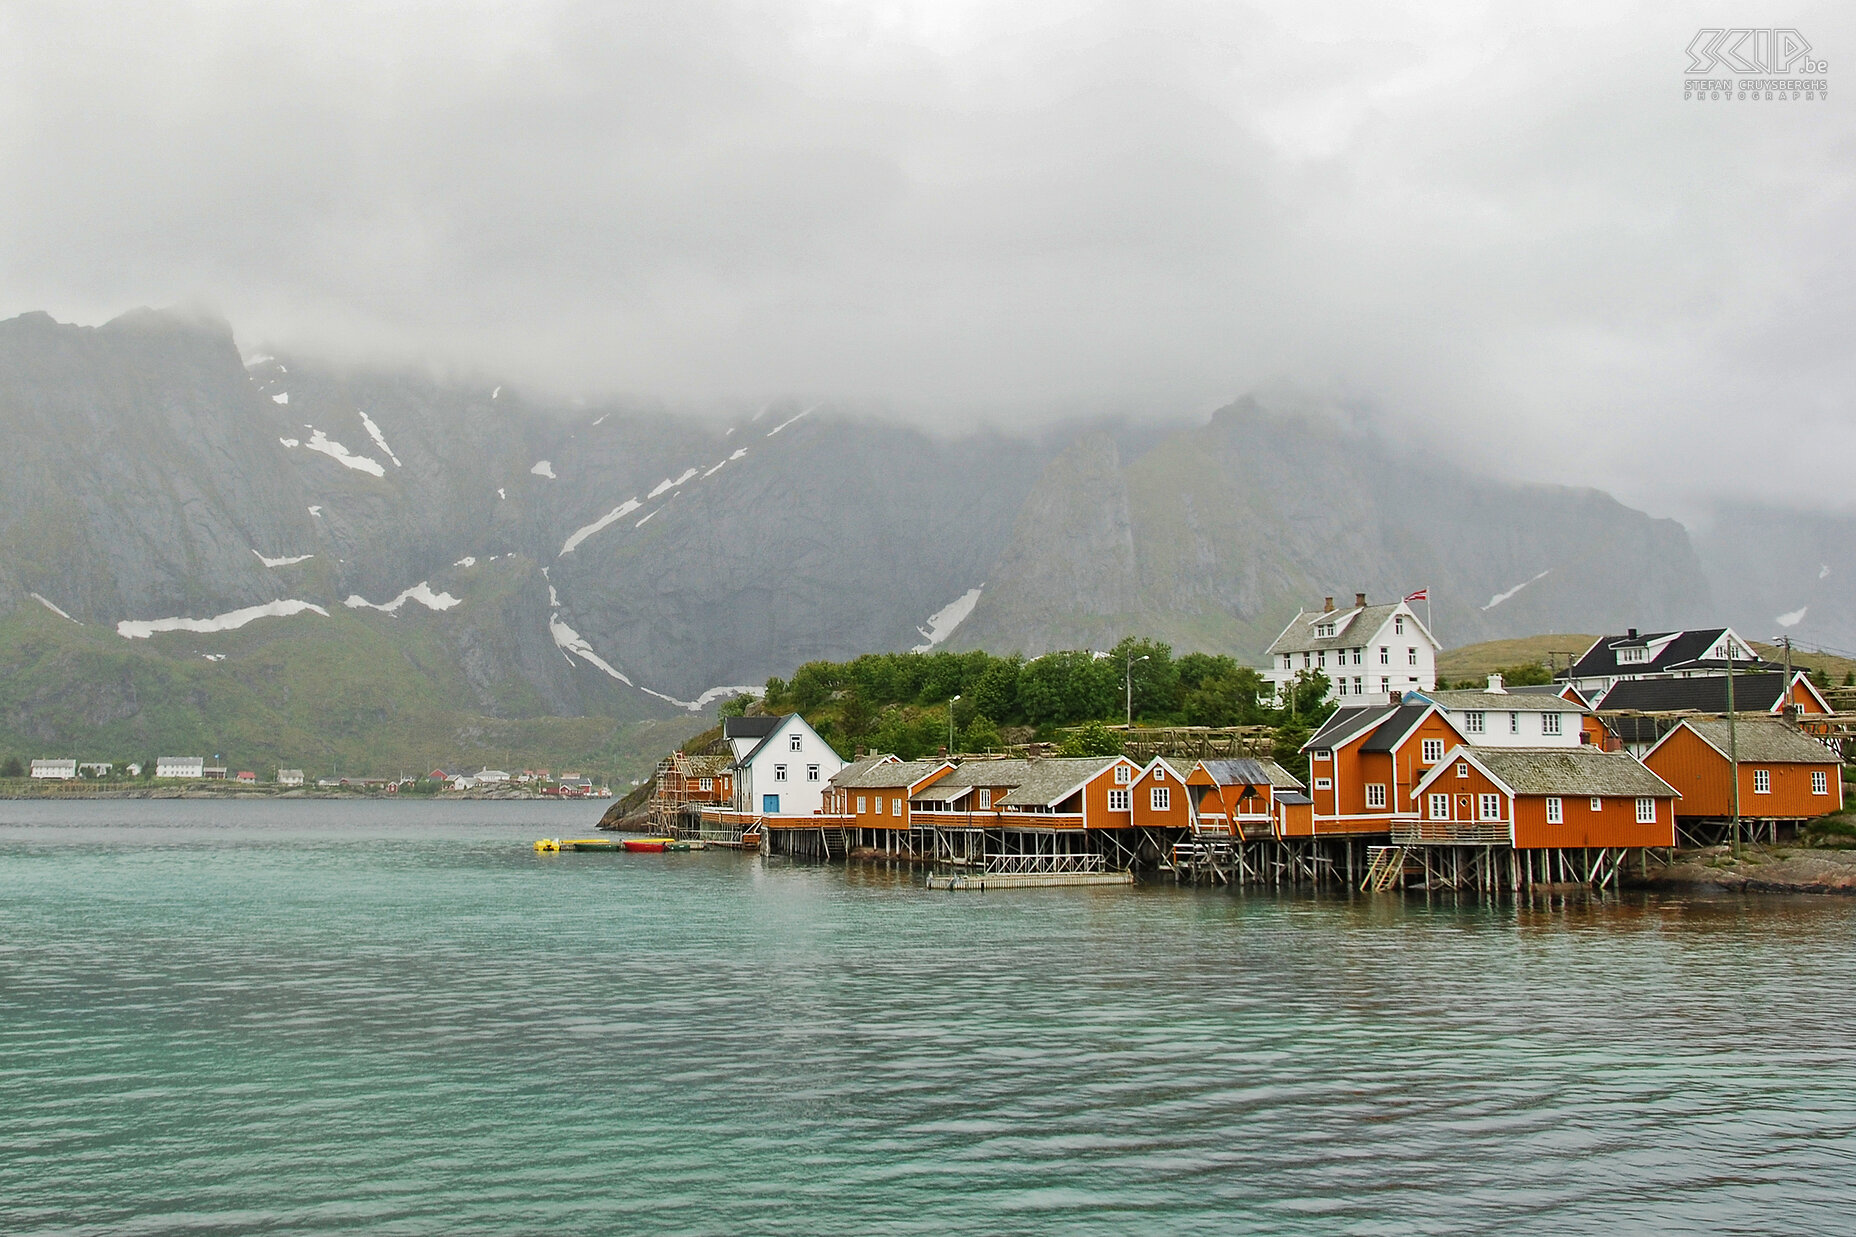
[1408,675,1606,749]
[1265,592,1438,706]
[1561,628,1772,700]
[728,713,843,817]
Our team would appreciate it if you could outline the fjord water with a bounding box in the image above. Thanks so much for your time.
[4,802,1855,1235]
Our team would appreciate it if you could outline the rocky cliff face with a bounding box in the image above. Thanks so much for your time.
[0,307,1820,754]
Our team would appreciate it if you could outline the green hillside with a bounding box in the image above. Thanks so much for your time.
[0,602,701,785]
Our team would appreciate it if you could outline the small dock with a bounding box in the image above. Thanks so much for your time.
[927,871,1134,890]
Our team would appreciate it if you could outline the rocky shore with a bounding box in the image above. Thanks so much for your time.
[1633,844,1856,895]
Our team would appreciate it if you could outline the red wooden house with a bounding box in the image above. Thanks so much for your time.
[1642,718,1842,824]
[1302,701,1469,834]
[1405,746,1678,849]
[1184,758,1306,840]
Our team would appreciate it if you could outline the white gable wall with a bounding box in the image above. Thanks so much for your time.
[734,715,845,818]
[1265,604,1437,707]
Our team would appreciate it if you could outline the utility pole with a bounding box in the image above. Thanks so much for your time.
[1726,640,1741,857]
[1781,635,1794,713]
[1125,653,1149,728]
[948,694,960,756]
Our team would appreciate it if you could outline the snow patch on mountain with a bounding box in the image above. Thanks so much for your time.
[531,460,556,478]
[912,585,985,651]
[764,404,818,436]
[453,556,476,568]
[356,409,401,467]
[279,436,300,448]
[31,593,80,624]
[344,582,461,613]
[1482,569,1551,611]
[272,392,289,405]
[301,429,385,477]
[559,498,641,555]
[252,549,314,567]
[648,467,698,498]
[117,600,329,639]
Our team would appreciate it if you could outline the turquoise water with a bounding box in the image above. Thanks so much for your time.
[3,802,1856,1234]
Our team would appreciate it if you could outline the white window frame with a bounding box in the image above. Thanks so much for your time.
[699,777,713,791]
[1107,788,1130,812]
[1542,712,1562,736]
[1114,764,1132,785]
[978,788,992,809]
[1314,778,1333,791]
[1150,787,1171,811]
[1408,647,1418,666]
[1428,793,1449,820]
[1754,768,1770,794]
[1337,678,1347,696]
[1813,770,1829,796]
[1479,794,1501,821]
[1509,713,1519,734]
[1353,676,1363,694]
[1380,647,1389,665]
[1421,739,1444,764]
[1381,676,1391,693]
[1464,711,1485,734]
[1456,761,1470,779]
[1313,749,1331,762]
[789,733,803,751]
[1154,766,1166,782]
[1636,797,1656,824]
[807,765,820,782]
[774,764,788,782]
[1590,797,1603,813]
[856,795,867,813]
[1395,616,1405,635]
[1546,796,1563,824]
[1316,622,1335,638]
[893,797,903,817]
[1365,783,1386,809]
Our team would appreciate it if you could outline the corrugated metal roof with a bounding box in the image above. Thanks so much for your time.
[1199,758,1303,790]
[1469,748,1676,797]
[1421,690,1589,715]
[1597,674,1788,714]
[1675,718,1839,765]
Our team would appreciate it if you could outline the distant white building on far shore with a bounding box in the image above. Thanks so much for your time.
[277,769,304,787]
[30,759,77,780]
[156,757,205,779]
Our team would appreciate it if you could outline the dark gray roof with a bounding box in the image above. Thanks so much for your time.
[723,716,781,740]
[1305,704,1402,752]
[994,757,1125,807]
[932,760,1033,790]
[1669,719,1839,765]
[1266,603,1415,656]
[1460,748,1678,798]
[1568,629,1775,680]
[826,756,899,788]
[1597,673,1789,715]
[1277,791,1313,805]
[1360,703,1435,753]
[1199,758,1303,790]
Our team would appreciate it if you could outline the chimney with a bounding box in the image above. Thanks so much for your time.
[1324,596,1335,613]
[1487,673,1506,693]
[1355,592,1367,608]
[1626,628,1638,639]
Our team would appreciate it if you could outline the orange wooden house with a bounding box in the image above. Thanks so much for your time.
[1302,701,1470,834]
[826,757,955,834]
[1405,746,1679,849]
[1184,758,1306,839]
[1129,758,1194,831]
[1642,718,1842,823]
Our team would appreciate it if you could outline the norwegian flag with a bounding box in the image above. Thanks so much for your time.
[1404,588,1428,602]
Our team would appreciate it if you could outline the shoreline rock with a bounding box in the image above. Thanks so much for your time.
[1630,844,1856,895]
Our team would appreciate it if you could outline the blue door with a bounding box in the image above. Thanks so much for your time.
[762,794,780,814]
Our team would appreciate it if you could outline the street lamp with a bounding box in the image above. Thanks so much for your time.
[1125,653,1149,728]
[948,694,961,755]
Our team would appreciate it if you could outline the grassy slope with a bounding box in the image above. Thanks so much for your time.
[1435,635,1599,682]
[0,603,701,785]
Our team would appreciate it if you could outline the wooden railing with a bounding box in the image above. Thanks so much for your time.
[1392,820,1511,846]
[983,853,1107,875]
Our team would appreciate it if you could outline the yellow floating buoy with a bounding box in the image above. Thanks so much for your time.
[534,838,561,852]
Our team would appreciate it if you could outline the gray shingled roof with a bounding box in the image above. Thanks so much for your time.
[1266,603,1409,656]
[834,758,952,789]
[1199,758,1303,790]
[1461,748,1677,798]
[1673,719,1839,765]
[994,757,1124,807]
[930,760,1033,790]
[1422,690,1591,714]
[826,756,900,788]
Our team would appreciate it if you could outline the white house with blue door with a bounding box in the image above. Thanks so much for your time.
[726,713,844,818]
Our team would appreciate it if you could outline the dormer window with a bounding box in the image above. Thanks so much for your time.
[1315,622,1336,639]
[1619,647,1648,664]
[1394,616,1405,635]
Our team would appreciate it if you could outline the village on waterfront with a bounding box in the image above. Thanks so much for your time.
[3,757,612,799]
[602,593,1856,895]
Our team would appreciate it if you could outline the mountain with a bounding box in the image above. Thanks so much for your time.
[0,306,1827,773]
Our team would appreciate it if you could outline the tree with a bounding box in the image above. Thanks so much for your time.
[1109,637,1178,721]
[960,714,1002,752]
[1490,661,1553,688]
[718,694,754,719]
[1059,719,1124,757]
[1282,670,1334,723]
[971,655,1022,724]
[1184,667,1266,727]
[1018,651,1116,725]
[1272,723,1312,783]
[0,755,21,779]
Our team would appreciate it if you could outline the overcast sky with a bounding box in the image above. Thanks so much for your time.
[2,0,1851,516]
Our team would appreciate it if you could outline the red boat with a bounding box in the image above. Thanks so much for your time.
[622,837,675,853]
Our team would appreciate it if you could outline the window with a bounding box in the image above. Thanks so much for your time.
[1509,713,1519,735]
[1619,646,1647,664]
[1542,713,1562,736]
[1546,796,1563,824]
[1591,798,1603,813]
[893,797,903,817]
[1151,787,1171,811]
[1313,749,1331,762]
[1366,783,1386,809]
[1354,649,1363,665]
[1479,794,1501,821]
[1408,647,1418,665]
[1314,778,1332,790]
[1754,769,1770,794]
[978,789,992,809]
[1316,622,1335,638]
[699,777,713,791]
[774,764,788,782]
[1337,678,1347,696]
[1283,654,1293,669]
[1303,652,1312,668]
[1380,646,1390,665]
[1814,770,1829,796]
[1382,676,1392,693]
[789,733,802,751]
[1353,676,1364,695]
[1464,711,1485,734]
[1456,761,1469,779]
[807,765,820,782]
[1421,739,1444,764]
[1636,797,1657,823]
[1395,616,1405,635]
[1114,764,1132,784]
[1318,650,1327,668]
[856,795,867,813]
[1154,766,1167,781]
[1428,793,1450,820]
[1107,788,1131,812]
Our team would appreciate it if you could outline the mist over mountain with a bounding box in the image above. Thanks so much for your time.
[0,306,1835,767]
